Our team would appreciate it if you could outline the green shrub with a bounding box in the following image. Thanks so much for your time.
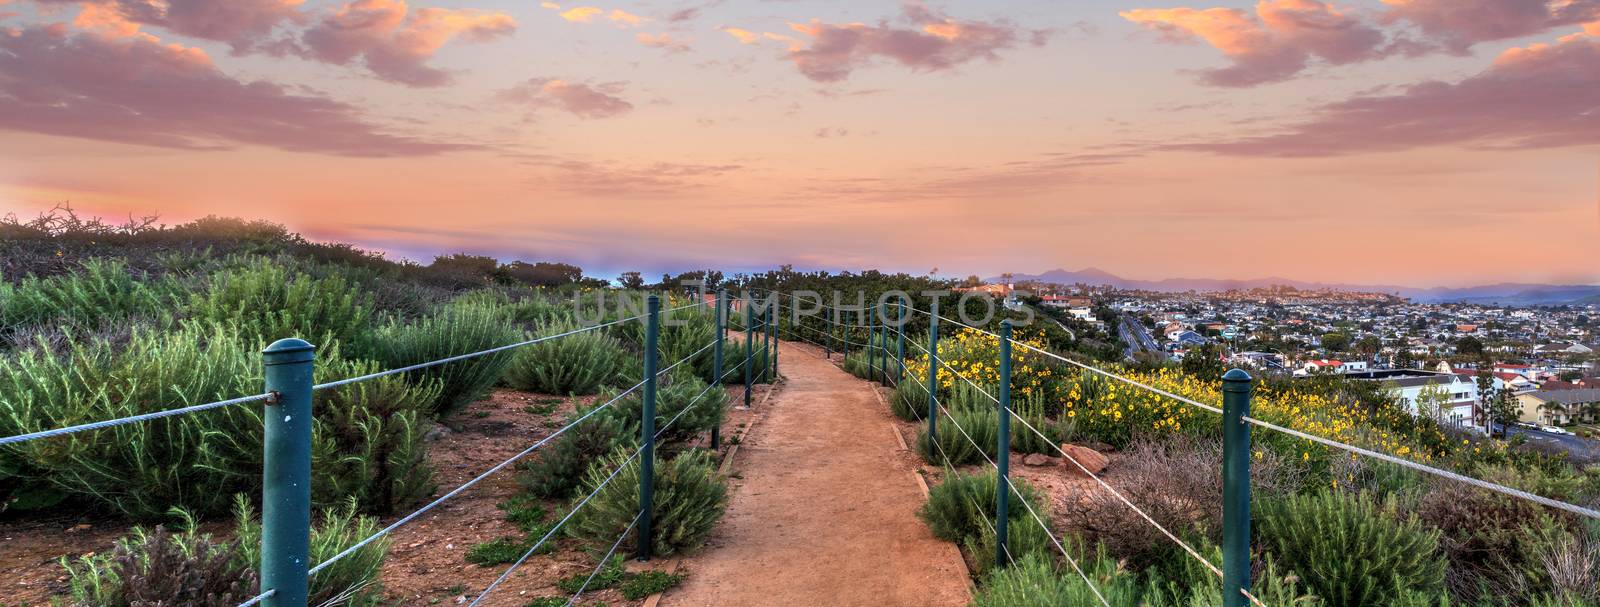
[919,470,1054,574]
[606,374,728,445]
[312,358,442,513]
[0,258,173,340]
[920,469,1041,542]
[1417,468,1567,603]
[970,551,1146,607]
[517,410,632,499]
[0,322,439,518]
[234,496,391,606]
[60,513,255,607]
[365,299,520,415]
[503,320,631,395]
[188,258,370,345]
[1142,541,1324,607]
[890,374,929,421]
[64,497,389,607]
[1256,490,1446,607]
[1010,391,1075,455]
[916,406,997,467]
[567,448,727,557]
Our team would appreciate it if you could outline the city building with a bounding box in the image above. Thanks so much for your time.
[1517,389,1600,425]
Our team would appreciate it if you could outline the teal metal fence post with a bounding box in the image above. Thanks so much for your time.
[772,304,780,380]
[896,301,906,384]
[994,321,1013,569]
[762,306,772,383]
[1222,368,1254,607]
[743,299,753,408]
[711,289,725,450]
[926,308,939,445]
[843,310,851,362]
[867,305,877,382]
[261,338,315,607]
[638,295,660,561]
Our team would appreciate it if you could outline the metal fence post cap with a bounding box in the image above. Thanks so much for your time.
[262,338,316,365]
[1221,368,1253,387]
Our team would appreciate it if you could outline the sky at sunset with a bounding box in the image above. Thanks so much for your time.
[0,0,1596,287]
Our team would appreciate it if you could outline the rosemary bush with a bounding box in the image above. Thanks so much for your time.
[1256,490,1447,607]
[567,447,727,557]
[0,322,440,518]
[503,320,631,395]
[365,299,520,415]
[188,258,370,345]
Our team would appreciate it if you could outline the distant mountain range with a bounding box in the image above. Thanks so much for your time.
[990,268,1600,306]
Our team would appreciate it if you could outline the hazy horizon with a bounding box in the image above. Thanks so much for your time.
[1,0,1597,287]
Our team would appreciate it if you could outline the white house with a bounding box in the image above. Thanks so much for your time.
[1347,370,1484,433]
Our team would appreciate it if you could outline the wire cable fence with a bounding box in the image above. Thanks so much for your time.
[750,287,1600,605]
[0,290,784,607]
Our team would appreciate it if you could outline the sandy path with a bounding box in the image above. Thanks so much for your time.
[661,339,970,607]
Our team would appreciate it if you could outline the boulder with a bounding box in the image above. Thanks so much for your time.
[1084,441,1115,454]
[1058,443,1109,476]
[1022,453,1053,467]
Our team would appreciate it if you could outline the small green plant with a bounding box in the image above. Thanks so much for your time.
[233,496,391,606]
[466,537,530,566]
[65,496,390,606]
[620,569,685,599]
[1256,490,1446,607]
[59,513,256,607]
[503,320,631,395]
[567,448,727,557]
[555,555,626,592]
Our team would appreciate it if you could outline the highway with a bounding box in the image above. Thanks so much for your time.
[1118,314,1166,361]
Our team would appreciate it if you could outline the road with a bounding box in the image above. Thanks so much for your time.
[1118,315,1165,361]
[1498,424,1600,460]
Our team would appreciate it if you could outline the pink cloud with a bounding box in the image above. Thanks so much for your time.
[1122,0,1386,87]
[497,78,634,119]
[299,0,516,87]
[1382,0,1600,52]
[782,3,1038,82]
[0,24,473,155]
[34,0,305,52]
[637,32,690,54]
[1171,28,1600,155]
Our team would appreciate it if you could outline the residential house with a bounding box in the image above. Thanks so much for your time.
[1517,390,1600,425]
[1535,342,1595,355]
[1299,359,1367,374]
[1345,370,1483,433]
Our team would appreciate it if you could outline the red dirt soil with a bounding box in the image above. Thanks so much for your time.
[660,340,971,607]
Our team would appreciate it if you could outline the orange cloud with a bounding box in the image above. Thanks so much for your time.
[1122,0,1385,86]
[559,6,603,22]
[300,0,516,87]
[720,26,760,44]
[636,32,690,54]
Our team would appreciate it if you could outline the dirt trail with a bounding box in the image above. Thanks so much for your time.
[662,340,970,607]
